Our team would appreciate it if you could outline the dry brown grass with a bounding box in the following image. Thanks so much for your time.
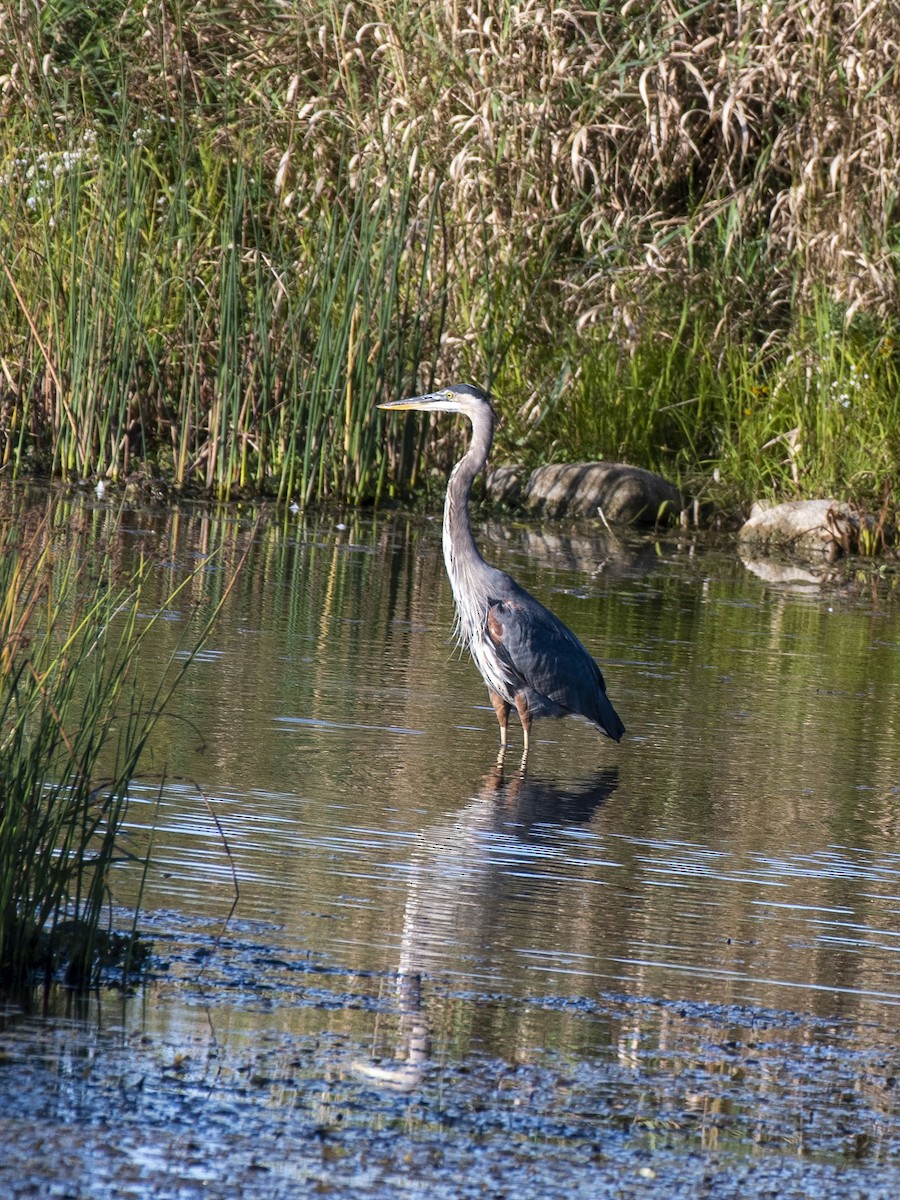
[258,0,900,340]
[1,0,898,501]
[8,0,896,341]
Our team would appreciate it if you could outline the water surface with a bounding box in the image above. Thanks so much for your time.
[118,499,900,1025]
[3,487,900,1195]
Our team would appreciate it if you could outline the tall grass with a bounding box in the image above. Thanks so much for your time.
[518,296,900,512]
[0,103,443,501]
[0,0,898,510]
[0,507,235,988]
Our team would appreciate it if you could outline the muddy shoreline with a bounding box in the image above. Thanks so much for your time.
[3,922,899,1199]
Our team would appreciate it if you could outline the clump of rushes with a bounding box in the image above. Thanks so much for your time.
[522,295,900,518]
[0,1,898,511]
[0,511,236,989]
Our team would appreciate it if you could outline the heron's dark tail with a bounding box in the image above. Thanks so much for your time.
[593,690,625,742]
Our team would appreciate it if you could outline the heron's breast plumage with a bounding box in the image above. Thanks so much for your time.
[445,550,518,702]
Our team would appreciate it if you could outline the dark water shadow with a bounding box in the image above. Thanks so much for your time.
[480,763,620,832]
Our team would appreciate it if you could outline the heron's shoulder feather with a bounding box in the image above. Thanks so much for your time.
[447,545,624,739]
[484,586,622,727]
[485,586,601,677]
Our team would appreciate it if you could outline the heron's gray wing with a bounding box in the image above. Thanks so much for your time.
[487,593,625,740]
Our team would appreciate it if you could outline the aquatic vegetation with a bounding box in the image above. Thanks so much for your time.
[0,0,898,510]
[0,504,238,988]
[539,296,900,516]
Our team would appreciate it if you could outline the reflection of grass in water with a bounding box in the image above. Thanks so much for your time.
[0,511,242,990]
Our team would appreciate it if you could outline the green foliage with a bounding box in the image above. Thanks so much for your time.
[0,510,225,988]
[491,293,900,516]
[0,100,441,500]
[0,0,898,510]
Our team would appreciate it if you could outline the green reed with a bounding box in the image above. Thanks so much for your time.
[0,513,232,988]
[495,292,900,518]
[0,94,442,501]
[1,0,899,514]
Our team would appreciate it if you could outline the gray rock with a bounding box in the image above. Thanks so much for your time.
[738,499,887,557]
[519,462,683,524]
[483,465,526,507]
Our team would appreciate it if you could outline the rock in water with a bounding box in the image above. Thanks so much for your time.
[739,499,889,557]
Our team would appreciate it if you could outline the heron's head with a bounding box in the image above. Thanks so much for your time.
[378,383,490,417]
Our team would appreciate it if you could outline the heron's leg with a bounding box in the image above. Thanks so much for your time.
[513,693,532,768]
[489,690,511,758]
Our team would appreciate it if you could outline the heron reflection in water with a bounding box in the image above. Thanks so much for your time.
[352,761,620,1091]
[380,384,625,766]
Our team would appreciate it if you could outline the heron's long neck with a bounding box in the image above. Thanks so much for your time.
[443,406,494,642]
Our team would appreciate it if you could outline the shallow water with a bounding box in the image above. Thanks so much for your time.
[3,487,900,1195]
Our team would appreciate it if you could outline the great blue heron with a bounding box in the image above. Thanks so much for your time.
[379,384,625,764]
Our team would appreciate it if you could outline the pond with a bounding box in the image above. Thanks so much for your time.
[2,486,900,1197]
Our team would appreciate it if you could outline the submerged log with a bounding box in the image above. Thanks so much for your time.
[483,465,527,507]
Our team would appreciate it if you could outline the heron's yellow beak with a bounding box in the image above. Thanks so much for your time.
[379,389,464,416]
